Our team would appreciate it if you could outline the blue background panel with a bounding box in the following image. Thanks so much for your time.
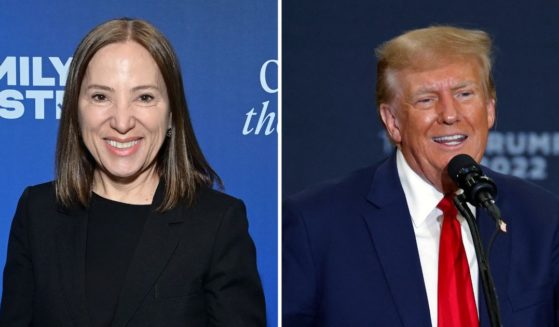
[0,0,277,325]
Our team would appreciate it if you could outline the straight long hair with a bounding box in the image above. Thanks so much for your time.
[55,18,222,211]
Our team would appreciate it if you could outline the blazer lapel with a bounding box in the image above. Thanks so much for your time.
[361,155,432,327]
[56,205,91,326]
[111,183,186,327]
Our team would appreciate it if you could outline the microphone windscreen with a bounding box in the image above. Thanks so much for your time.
[447,154,479,183]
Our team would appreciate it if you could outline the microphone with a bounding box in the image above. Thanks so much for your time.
[447,154,505,229]
[448,154,496,208]
[447,154,505,327]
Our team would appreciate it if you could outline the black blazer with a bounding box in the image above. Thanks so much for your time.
[0,182,266,327]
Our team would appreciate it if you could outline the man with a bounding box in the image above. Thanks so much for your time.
[283,26,559,326]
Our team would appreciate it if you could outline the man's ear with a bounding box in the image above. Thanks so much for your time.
[379,103,401,143]
[486,98,496,129]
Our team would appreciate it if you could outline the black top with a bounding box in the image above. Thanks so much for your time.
[86,193,150,327]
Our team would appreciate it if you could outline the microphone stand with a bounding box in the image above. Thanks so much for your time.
[453,193,503,327]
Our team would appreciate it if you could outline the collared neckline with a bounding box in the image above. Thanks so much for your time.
[396,149,443,228]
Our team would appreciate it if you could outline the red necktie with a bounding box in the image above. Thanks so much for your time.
[438,194,479,327]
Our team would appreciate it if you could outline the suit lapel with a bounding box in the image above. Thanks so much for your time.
[111,183,186,327]
[361,155,432,327]
[56,206,91,326]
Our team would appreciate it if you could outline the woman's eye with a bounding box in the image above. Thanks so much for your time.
[92,94,107,102]
[139,94,154,102]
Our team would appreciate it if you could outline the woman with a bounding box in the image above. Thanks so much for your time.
[0,18,265,326]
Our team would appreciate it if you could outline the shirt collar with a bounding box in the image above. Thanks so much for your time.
[396,149,443,228]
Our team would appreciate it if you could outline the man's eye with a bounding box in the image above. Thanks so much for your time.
[139,94,154,102]
[92,94,107,102]
[458,91,473,98]
[417,98,434,105]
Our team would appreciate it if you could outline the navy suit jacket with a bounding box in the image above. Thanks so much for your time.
[283,154,559,326]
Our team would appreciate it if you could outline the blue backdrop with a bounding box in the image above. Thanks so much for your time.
[283,0,559,199]
[0,0,277,325]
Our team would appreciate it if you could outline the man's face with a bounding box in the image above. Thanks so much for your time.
[380,57,495,192]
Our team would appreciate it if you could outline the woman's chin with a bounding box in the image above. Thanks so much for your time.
[97,165,155,184]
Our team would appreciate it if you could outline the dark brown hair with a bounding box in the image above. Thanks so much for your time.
[55,18,221,211]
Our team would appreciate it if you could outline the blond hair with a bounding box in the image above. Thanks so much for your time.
[375,25,496,107]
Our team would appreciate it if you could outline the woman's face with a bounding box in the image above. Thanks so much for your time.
[78,41,171,183]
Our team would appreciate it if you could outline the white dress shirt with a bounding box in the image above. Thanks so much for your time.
[395,149,479,327]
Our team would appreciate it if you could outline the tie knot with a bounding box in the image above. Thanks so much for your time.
[437,194,457,216]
